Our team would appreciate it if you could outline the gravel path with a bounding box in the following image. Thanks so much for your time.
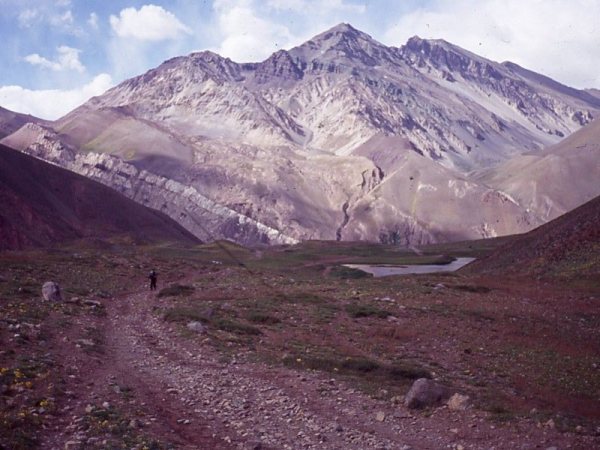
[100,290,595,450]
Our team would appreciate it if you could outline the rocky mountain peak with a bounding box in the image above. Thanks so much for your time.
[287,22,397,70]
[401,35,503,80]
[312,22,364,42]
[254,49,304,84]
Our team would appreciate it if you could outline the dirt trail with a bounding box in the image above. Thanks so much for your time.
[73,286,595,450]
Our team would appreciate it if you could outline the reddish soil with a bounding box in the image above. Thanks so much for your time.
[1,243,599,449]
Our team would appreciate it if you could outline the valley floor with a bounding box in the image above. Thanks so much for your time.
[0,241,598,449]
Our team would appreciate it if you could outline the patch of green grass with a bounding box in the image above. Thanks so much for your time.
[0,355,56,450]
[163,307,208,323]
[282,292,326,304]
[246,311,281,325]
[282,355,431,383]
[157,284,195,298]
[386,363,432,380]
[212,318,262,336]
[500,347,600,398]
[485,403,517,422]
[329,266,372,279]
[164,307,262,336]
[312,303,339,324]
[346,303,390,319]
[341,357,380,373]
[449,284,492,293]
[460,308,496,322]
[83,405,174,449]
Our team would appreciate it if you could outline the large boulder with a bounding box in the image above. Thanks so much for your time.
[42,281,62,301]
[447,393,471,411]
[187,321,207,334]
[404,378,450,409]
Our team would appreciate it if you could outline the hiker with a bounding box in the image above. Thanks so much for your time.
[148,270,158,291]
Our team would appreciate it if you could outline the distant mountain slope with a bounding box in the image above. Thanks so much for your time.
[0,144,199,250]
[478,117,600,221]
[464,195,600,278]
[0,106,44,139]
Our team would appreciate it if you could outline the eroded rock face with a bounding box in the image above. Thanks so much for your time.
[80,24,599,174]
[3,23,599,246]
[4,122,544,247]
[404,378,450,409]
[6,124,298,245]
[42,281,62,302]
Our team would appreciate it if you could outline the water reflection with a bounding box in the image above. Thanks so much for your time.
[344,257,476,277]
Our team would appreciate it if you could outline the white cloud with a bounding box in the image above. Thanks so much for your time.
[88,12,99,30]
[384,0,600,88]
[17,8,39,27]
[0,74,114,120]
[213,0,295,62]
[24,46,85,73]
[110,4,192,41]
[50,9,74,28]
[266,0,365,14]
[265,0,306,10]
[211,0,368,62]
[16,4,82,34]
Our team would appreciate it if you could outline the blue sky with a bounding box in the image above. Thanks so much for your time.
[1,0,599,119]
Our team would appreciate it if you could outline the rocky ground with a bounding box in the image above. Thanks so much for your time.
[1,240,599,449]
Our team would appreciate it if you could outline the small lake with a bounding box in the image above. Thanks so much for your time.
[344,257,476,277]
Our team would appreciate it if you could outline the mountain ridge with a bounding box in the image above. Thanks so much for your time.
[2,23,599,246]
[69,23,599,170]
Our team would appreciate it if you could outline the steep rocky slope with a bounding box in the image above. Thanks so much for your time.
[0,143,199,250]
[464,194,600,278]
[2,124,301,245]
[5,122,541,246]
[59,24,600,173]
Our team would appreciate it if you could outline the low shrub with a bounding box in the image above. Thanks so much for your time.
[346,303,390,319]
[450,284,491,293]
[282,355,431,381]
[329,266,371,279]
[213,318,262,335]
[157,284,195,298]
[163,307,208,323]
[247,311,281,325]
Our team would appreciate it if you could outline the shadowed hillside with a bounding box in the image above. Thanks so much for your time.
[0,144,199,250]
[463,195,600,279]
[0,106,44,139]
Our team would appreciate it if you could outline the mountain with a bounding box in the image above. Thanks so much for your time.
[0,143,199,250]
[0,106,44,139]
[58,24,599,173]
[463,194,600,279]
[476,116,600,221]
[586,88,600,101]
[2,23,599,246]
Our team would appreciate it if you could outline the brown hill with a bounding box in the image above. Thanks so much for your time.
[0,144,199,250]
[478,117,600,223]
[0,106,44,139]
[463,195,600,279]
